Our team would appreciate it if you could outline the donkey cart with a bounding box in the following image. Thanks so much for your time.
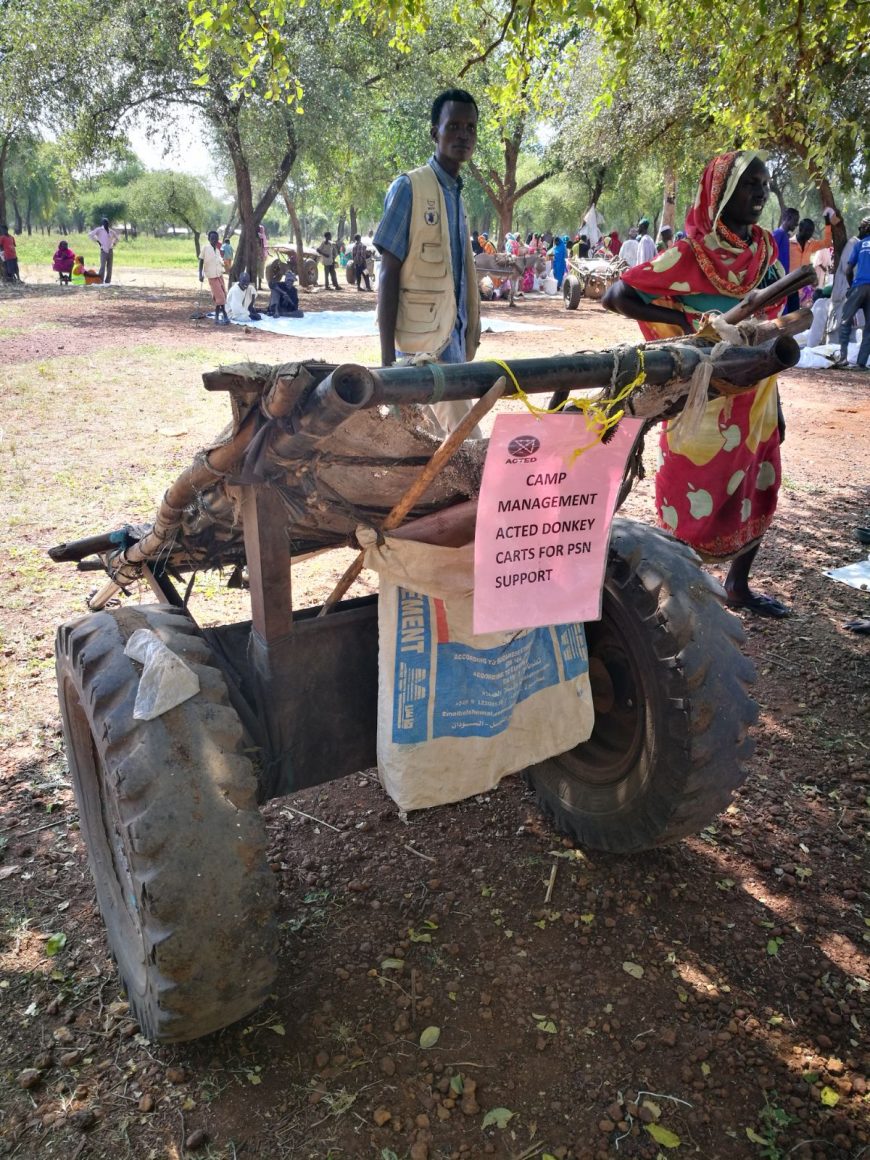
[49,285,810,1044]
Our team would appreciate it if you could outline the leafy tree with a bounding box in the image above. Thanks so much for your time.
[127,171,220,255]
[186,0,867,260]
[5,138,63,234]
[0,0,90,224]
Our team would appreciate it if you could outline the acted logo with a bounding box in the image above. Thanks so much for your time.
[506,435,540,463]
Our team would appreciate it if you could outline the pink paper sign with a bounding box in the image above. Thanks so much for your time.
[473,413,644,633]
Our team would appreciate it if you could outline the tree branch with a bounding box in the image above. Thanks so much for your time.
[458,0,520,78]
[514,169,555,199]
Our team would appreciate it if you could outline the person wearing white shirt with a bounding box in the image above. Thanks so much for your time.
[225,272,260,322]
[635,219,657,265]
[198,230,229,324]
[618,226,640,268]
[88,217,120,283]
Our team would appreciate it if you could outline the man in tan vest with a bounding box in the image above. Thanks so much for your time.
[374,88,482,438]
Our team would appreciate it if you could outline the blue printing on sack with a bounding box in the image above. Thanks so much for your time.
[392,587,589,744]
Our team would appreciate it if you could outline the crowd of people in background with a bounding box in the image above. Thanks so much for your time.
[0,189,866,364]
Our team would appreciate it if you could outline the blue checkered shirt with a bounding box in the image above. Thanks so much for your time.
[373,155,470,363]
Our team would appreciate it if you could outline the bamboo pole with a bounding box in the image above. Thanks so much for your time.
[316,377,507,617]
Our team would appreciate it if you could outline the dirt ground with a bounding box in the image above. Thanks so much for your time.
[0,279,868,1160]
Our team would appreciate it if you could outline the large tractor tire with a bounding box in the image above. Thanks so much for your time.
[526,518,757,854]
[345,261,356,285]
[563,274,583,310]
[55,604,277,1042]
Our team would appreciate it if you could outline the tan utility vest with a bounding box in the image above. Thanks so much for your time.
[394,164,480,359]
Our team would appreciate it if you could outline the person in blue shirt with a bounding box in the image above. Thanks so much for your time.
[835,217,870,370]
[771,207,799,312]
[771,207,798,271]
[374,88,481,437]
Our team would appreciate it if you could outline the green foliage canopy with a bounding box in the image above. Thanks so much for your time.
[184,0,868,192]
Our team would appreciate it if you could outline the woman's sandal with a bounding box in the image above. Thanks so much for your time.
[725,593,790,619]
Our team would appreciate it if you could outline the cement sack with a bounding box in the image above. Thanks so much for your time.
[361,530,595,812]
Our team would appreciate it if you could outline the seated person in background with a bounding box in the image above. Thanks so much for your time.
[225,272,261,322]
[0,224,22,282]
[52,240,75,282]
[268,268,302,317]
[71,254,99,284]
[265,255,289,287]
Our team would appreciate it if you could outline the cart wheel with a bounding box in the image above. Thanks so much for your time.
[55,604,277,1042]
[526,518,757,853]
[563,274,583,310]
[302,257,318,287]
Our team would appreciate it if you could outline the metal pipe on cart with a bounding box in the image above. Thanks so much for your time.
[313,335,801,417]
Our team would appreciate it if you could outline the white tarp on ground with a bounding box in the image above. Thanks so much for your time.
[797,341,863,369]
[227,310,558,338]
[825,556,870,591]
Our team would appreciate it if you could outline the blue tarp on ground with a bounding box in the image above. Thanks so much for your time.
[227,310,558,338]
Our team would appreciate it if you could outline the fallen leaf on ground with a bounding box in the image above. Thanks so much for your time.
[622,961,644,978]
[645,1122,680,1147]
[482,1107,514,1129]
[419,1026,440,1049]
[45,933,67,956]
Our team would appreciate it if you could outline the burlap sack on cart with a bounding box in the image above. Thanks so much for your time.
[360,529,594,812]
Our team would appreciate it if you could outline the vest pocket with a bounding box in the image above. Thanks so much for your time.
[400,289,443,332]
[419,242,448,278]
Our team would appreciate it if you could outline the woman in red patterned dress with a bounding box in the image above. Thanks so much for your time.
[603,151,790,618]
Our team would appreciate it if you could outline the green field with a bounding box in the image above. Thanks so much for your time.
[11,231,201,270]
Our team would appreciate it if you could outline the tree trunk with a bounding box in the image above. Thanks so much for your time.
[783,137,847,267]
[499,202,514,242]
[336,211,346,246]
[210,91,297,283]
[660,166,676,233]
[0,136,7,228]
[224,198,239,239]
[226,133,258,281]
[280,188,305,283]
[11,195,22,235]
[349,205,358,238]
[769,176,786,222]
[588,165,607,208]
[815,175,847,267]
[25,195,32,235]
[173,208,203,261]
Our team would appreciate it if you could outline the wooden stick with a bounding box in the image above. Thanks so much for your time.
[317,377,506,616]
[544,863,557,904]
[751,307,813,343]
[720,264,817,325]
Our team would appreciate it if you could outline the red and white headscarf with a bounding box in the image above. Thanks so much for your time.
[624,151,779,303]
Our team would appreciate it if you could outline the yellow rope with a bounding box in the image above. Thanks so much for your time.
[487,351,647,459]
